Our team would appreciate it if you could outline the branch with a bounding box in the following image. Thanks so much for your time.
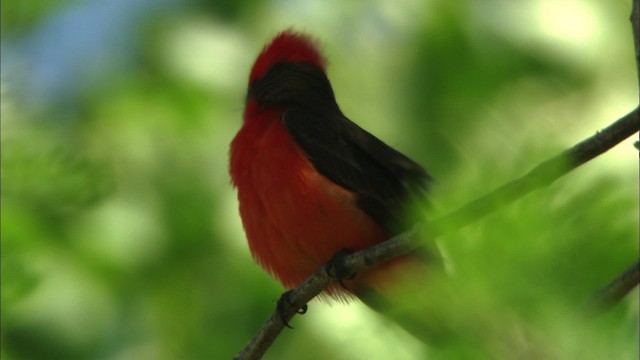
[432,108,640,232]
[234,107,639,360]
[583,259,640,315]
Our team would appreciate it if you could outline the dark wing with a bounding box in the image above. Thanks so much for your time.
[283,107,432,234]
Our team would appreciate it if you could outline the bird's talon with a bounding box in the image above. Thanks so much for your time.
[297,304,308,314]
[277,290,308,328]
[327,248,357,283]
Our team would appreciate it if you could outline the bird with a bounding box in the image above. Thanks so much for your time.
[229,30,437,314]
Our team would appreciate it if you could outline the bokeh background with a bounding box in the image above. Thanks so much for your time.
[2,0,638,359]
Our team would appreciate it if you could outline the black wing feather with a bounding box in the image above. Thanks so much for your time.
[284,108,432,233]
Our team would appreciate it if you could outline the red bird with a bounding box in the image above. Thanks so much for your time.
[230,30,433,305]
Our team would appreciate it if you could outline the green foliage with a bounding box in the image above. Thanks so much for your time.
[1,1,637,359]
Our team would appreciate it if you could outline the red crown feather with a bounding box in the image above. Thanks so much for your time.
[248,30,327,84]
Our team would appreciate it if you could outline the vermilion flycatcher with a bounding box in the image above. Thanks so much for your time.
[230,30,433,305]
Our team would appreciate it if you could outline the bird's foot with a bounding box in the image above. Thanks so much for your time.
[276,290,308,328]
[326,248,357,289]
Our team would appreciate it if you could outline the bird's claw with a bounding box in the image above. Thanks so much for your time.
[276,290,308,328]
[326,248,357,289]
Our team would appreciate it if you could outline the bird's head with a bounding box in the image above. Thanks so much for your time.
[246,30,336,110]
[249,30,326,84]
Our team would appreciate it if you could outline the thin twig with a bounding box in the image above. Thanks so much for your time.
[234,108,639,360]
[583,260,640,315]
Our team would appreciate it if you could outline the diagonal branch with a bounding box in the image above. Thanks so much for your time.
[583,259,640,315]
[234,107,639,360]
